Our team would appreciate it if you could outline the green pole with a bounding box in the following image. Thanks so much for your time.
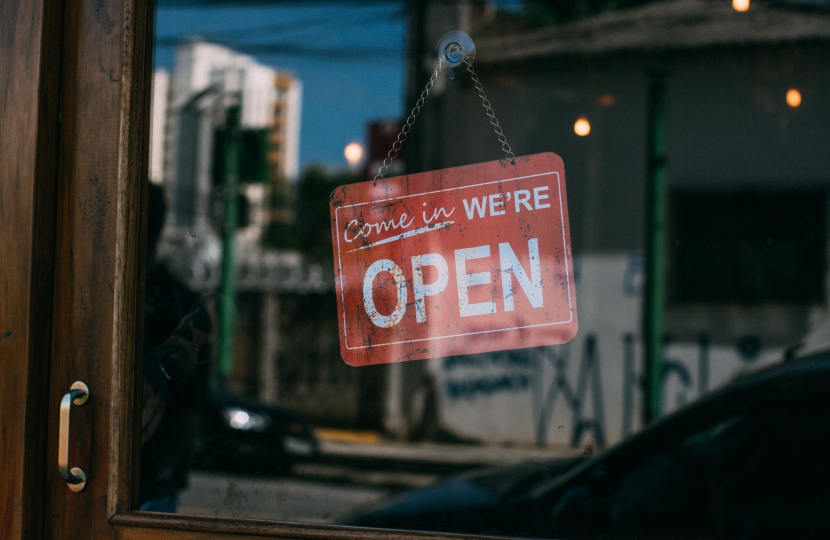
[219,103,241,383]
[643,76,668,425]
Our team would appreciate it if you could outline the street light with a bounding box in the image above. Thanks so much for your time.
[345,142,363,167]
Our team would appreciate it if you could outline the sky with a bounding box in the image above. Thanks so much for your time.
[154,2,408,173]
[154,1,524,173]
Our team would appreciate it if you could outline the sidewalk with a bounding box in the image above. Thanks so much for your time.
[315,429,583,474]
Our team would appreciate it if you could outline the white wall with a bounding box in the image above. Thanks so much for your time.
[430,254,783,448]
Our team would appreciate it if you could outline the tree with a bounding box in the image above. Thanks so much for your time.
[264,166,362,263]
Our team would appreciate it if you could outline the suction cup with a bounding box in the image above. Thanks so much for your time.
[437,30,476,77]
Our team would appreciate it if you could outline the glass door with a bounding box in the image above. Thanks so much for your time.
[22,0,830,539]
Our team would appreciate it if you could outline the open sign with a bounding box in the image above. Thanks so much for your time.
[330,153,577,366]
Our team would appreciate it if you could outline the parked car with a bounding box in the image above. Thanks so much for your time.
[192,395,319,474]
[347,354,830,538]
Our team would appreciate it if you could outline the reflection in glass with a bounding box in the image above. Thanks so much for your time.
[139,1,830,537]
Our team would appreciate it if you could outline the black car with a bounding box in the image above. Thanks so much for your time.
[193,395,319,474]
[347,355,830,538]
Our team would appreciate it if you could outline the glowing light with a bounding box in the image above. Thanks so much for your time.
[574,117,591,137]
[344,142,363,167]
[230,411,250,429]
[786,88,802,108]
[732,0,749,12]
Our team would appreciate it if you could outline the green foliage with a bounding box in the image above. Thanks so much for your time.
[264,166,362,262]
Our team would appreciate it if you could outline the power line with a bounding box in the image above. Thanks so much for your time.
[155,5,405,62]
[193,7,403,40]
[154,36,403,60]
[157,0,402,8]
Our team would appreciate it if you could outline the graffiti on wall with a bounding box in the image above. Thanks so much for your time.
[532,337,606,449]
[433,254,779,448]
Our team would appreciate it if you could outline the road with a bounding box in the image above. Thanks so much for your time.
[176,438,577,523]
[178,470,390,523]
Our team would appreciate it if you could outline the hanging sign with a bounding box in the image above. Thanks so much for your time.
[330,153,577,366]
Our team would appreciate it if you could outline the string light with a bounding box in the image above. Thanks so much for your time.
[786,88,802,108]
[732,0,749,12]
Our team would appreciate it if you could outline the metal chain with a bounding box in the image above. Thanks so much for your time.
[375,59,443,181]
[374,53,517,181]
[464,56,515,164]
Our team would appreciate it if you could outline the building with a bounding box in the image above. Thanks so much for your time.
[148,40,302,244]
[270,72,302,182]
[147,41,329,399]
[148,68,171,185]
[147,40,309,279]
[395,0,830,448]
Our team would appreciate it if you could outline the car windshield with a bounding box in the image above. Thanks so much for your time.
[138,0,830,537]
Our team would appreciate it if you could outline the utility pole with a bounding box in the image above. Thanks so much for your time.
[642,75,668,425]
[405,0,428,174]
[219,102,241,387]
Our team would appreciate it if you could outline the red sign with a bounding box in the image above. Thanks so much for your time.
[330,153,577,366]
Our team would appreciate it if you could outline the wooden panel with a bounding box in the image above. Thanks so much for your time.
[43,0,154,534]
[116,528,271,540]
[110,0,156,518]
[0,0,63,536]
[111,513,501,540]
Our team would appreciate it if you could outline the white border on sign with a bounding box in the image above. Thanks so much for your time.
[334,171,573,350]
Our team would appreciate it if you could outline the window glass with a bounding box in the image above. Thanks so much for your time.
[671,190,827,303]
[138,1,830,537]
[547,400,830,539]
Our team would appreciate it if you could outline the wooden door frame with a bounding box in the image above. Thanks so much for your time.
[40,0,153,532]
[3,0,508,536]
[0,0,64,536]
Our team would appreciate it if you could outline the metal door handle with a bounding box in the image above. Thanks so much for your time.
[59,381,89,492]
